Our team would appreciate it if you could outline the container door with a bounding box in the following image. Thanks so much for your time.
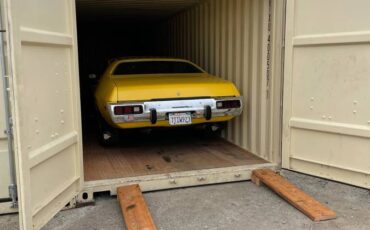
[6,0,83,229]
[283,0,370,189]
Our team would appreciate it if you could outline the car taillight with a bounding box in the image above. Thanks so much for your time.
[114,105,143,115]
[216,100,241,109]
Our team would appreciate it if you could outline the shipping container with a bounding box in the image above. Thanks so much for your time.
[0,0,370,229]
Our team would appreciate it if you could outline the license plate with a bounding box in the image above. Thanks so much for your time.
[168,113,192,126]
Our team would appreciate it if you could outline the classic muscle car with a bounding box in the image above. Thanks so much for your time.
[94,58,243,145]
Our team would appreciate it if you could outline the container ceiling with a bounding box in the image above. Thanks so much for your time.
[76,0,202,21]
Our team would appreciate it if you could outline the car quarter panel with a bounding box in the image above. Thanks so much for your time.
[95,71,118,125]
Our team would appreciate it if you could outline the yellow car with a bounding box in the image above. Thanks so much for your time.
[94,58,243,144]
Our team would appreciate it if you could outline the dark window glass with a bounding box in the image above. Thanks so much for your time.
[113,61,203,75]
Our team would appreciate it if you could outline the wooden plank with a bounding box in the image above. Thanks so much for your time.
[117,184,157,230]
[251,169,336,222]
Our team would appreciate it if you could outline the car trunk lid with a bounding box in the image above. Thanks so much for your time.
[112,73,239,101]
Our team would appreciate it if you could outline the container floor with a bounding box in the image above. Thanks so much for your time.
[83,129,267,181]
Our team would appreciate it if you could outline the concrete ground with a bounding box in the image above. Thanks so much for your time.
[1,170,369,230]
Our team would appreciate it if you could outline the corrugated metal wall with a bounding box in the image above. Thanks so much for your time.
[76,0,201,21]
[161,0,280,162]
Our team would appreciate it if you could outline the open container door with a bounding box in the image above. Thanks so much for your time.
[6,0,83,229]
[283,0,370,189]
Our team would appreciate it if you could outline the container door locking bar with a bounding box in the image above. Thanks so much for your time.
[0,8,17,208]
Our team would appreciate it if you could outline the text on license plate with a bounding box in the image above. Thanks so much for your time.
[168,113,192,126]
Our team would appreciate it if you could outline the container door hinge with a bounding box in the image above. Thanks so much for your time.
[4,127,12,136]
[8,184,18,208]
[3,117,13,136]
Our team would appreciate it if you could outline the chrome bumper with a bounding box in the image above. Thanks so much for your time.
[107,97,243,124]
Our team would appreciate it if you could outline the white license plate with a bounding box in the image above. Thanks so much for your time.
[168,113,192,126]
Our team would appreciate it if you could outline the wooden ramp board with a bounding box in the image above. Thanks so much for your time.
[251,169,336,222]
[117,185,157,230]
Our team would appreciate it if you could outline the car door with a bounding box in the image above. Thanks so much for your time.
[283,0,370,189]
[5,0,83,229]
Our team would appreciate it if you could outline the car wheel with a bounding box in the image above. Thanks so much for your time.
[97,114,119,146]
[202,122,227,138]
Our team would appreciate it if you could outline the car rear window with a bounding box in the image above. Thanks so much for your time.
[113,61,203,75]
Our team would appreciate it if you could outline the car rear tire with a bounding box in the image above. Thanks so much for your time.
[97,114,119,146]
[210,122,227,135]
[199,122,227,138]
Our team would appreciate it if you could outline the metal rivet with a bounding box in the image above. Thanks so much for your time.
[310,97,314,101]
[55,133,59,137]
[353,100,358,105]
[322,115,326,119]
[235,174,241,178]
[34,117,38,122]
[61,120,65,124]
[35,130,39,135]
[51,134,55,138]
[328,116,332,120]
[60,109,64,113]
[169,179,176,184]
[353,110,357,114]
[310,106,313,110]
[197,177,206,181]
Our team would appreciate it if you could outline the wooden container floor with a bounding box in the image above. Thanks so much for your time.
[83,129,268,181]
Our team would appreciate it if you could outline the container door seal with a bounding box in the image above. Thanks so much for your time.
[6,0,83,229]
[282,0,370,189]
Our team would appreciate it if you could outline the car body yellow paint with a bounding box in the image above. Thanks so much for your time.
[95,58,242,129]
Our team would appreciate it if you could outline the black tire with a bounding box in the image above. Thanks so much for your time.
[97,113,119,146]
[202,122,227,138]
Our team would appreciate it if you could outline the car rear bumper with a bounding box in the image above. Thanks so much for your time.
[107,97,243,126]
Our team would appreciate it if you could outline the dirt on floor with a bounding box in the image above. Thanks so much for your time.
[1,170,369,230]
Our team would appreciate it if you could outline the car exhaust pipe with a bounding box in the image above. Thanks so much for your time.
[150,109,157,124]
[204,105,212,120]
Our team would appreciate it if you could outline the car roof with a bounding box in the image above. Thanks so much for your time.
[107,57,207,74]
